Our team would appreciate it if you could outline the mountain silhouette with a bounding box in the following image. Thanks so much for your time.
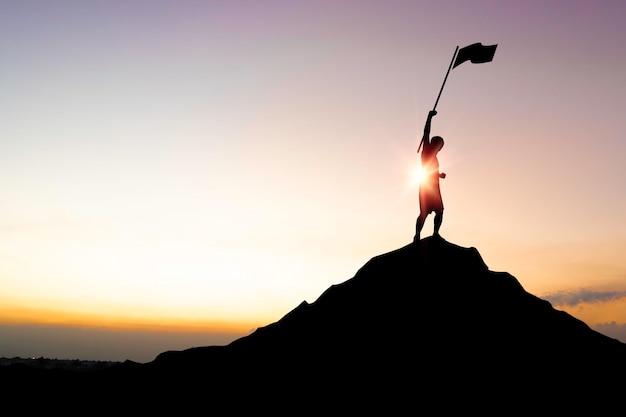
[4,236,625,412]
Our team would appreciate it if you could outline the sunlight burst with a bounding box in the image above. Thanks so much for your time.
[412,166,427,186]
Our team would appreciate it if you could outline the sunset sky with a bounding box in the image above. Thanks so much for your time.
[1,1,625,363]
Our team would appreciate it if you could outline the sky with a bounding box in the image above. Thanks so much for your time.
[1,0,625,363]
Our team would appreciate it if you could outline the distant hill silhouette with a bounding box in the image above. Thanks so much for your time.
[4,236,625,412]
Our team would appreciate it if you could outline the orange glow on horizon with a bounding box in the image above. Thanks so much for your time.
[0,302,258,334]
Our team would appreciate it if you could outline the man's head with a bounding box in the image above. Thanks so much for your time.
[431,136,444,151]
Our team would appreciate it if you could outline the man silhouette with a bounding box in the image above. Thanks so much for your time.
[414,110,446,242]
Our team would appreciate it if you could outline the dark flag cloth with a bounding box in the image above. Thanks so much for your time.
[453,43,497,68]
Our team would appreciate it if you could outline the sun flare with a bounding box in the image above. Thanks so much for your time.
[412,166,427,185]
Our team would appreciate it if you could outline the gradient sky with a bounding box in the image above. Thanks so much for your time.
[1,0,625,363]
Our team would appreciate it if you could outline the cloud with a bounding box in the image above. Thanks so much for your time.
[593,322,626,344]
[542,288,626,307]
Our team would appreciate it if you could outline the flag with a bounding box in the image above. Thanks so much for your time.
[453,43,497,69]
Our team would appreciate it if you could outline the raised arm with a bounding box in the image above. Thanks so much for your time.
[418,110,437,152]
[423,110,437,141]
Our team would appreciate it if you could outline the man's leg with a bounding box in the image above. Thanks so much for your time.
[415,212,427,242]
[433,211,443,236]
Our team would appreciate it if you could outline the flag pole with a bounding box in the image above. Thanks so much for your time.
[418,45,458,153]
[433,45,459,112]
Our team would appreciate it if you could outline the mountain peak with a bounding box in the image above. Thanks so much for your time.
[5,237,626,411]
[148,236,626,404]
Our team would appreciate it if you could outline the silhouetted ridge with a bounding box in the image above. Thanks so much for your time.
[149,238,626,394]
[5,236,625,411]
